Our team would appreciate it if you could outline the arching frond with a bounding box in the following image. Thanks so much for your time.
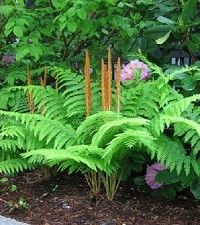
[77,111,123,144]
[22,145,114,174]
[92,117,149,147]
[0,158,33,174]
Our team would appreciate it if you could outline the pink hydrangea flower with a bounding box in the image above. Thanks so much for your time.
[2,54,15,66]
[145,162,166,189]
[121,60,150,82]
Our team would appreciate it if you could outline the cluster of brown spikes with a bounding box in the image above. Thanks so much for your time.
[26,49,121,118]
[26,65,35,113]
[84,48,121,117]
[26,65,48,114]
[84,50,92,117]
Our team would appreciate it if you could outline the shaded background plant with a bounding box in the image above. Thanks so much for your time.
[1,0,200,92]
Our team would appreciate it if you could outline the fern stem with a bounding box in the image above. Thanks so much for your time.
[107,48,112,111]
[84,172,101,198]
[44,65,48,87]
[116,57,121,113]
[101,59,107,111]
[101,172,121,201]
[39,77,45,116]
[26,65,35,113]
[55,76,59,91]
[39,77,45,87]
[84,50,92,117]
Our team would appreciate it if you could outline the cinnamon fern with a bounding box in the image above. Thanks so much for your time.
[1,54,200,201]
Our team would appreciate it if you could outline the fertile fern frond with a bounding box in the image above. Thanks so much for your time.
[77,111,123,144]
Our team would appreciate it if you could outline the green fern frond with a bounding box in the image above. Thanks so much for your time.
[165,66,200,81]
[0,158,33,174]
[77,111,123,144]
[22,145,113,173]
[103,129,155,164]
[0,140,22,151]
[164,116,200,156]
[153,135,188,175]
[0,110,76,148]
[92,117,149,148]
[163,95,200,117]
[120,78,178,119]
[163,116,200,136]
[9,85,70,124]
[0,125,25,139]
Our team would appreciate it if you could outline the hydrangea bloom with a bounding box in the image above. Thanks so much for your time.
[2,54,15,66]
[145,162,166,189]
[121,59,150,82]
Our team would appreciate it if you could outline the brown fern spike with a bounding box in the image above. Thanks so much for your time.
[44,65,48,87]
[84,50,92,117]
[107,47,112,110]
[26,65,35,113]
[104,64,110,110]
[39,77,45,115]
[55,76,59,91]
[116,57,121,113]
[101,59,106,111]
[39,77,45,87]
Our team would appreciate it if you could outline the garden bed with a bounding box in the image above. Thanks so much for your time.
[1,170,200,225]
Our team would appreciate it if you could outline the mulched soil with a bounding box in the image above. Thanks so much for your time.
[0,169,200,225]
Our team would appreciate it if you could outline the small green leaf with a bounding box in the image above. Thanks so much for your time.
[102,28,109,35]
[13,26,23,38]
[127,28,137,37]
[156,170,179,184]
[51,0,60,9]
[16,46,29,60]
[0,5,13,15]
[77,9,87,20]
[161,186,176,200]
[191,178,200,199]
[118,2,124,7]
[155,31,171,45]
[181,76,196,91]
[134,176,146,186]
[181,0,197,23]
[4,21,15,37]
[136,0,153,5]
[10,184,17,192]
[0,177,8,184]
[67,21,77,32]
[157,16,175,25]
[19,197,28,209]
